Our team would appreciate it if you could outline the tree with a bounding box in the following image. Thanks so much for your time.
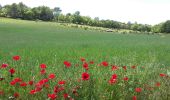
[39,6,53,21]
[161,20,170,33]
[53,7,62,21]
[18,2,28,18]
[8,3,20,18]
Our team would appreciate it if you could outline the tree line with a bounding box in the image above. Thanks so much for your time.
[0,2,170,33]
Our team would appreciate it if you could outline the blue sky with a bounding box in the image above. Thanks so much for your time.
[1,0,170,25]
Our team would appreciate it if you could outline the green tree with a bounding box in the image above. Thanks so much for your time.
[161,20,170,33]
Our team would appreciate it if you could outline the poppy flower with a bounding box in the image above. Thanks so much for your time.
[40,64,46,69]
[108,79,117,84]
[82,72,90,80]
[13,55,20,61]
[80,58,85,62]
[101,61,108,67]
[131,65,136,69]
[112,65,118,70]
[9,68,15,75]
[89,61,94,64]
[0,91,4,95]
[14,92,19,98]
[28,81,34,85]
[48,73,55,79]
[111,74,117,79]
[83,62,89,70]
[48,93,57,100]
[10,81,16,86]
[40,69,46,74]
[155,82,161,87]
[63,93,69,99]
[123,77,129,81]
[64,61,71,68]
[132,96,137,100]
[1,63,8,68]
[135,87,142,92]
[122,66,127,70]
[58,80,66,85]
[29,90,36,94]
[13,78,22,83]
[20,82,27,87]
[160,73,166,77]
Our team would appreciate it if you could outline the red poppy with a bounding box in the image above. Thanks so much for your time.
[48,73,55,79]
[1,63,8,68]
[13,55,20,61]
[123,77,129,81]
[82,72,90,80]
[135,87,142,92]
[83,62,89,70]
[101,61,108,67]
[0,91,4,95]
[64,61,71,68]
[160,73,166,77]
[58,80,66,85]
[29,90,36,94]
[155,82,161,87]
[13,78,22,83]
[40,64,46,69]
[122,66,127,70]
[14,92,19,98]
[112,65,118,70]
[40,69,46,74]
[108,79,117,84]
[10,81,16,86]
[89,61,94,64]
[80,58,85,62]
[111,74,117,79]
[63,93,69,99]
[131,65,136,69]
[132,96,137,100]
[28,80,34,85]
[9,68,15,75]
[48,93,57,100]
[20,82,27,87]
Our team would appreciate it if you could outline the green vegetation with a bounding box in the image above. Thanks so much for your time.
[0,18,170,99]
[1,2,170,33]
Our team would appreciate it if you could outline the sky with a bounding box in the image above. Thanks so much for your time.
[1,0,170,25]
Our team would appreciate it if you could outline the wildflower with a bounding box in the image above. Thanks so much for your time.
[14,92,19,98]
[112,65,118,70]
[82,72,90,80]
[64,61,71,68]
[160,73,166,77]
[48,93,57,100]
[20,82,27,87]
[58,80,66,85]
[63,93,69,99]
[83,62,88,70]
[48,73,55,79]
[29,90,36,94]
[9,68,15,75]
[101,61,108,66]
[40,64,46,69]
[131,65,136,69]
[28,80,34,85]
[80,58,85,62]
[135,87,142,92]
[132,96,137,100]
[155,82,161,87]
[89,61,94,64]
[123,77,129,81]
[40,69,46,74]
[122,66,127,70]
[13,55,20,61]
[1,63,8,68]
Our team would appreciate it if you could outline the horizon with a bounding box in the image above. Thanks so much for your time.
[1,0,170,25]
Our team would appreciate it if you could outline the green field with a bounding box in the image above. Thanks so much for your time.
[0,18,170,100]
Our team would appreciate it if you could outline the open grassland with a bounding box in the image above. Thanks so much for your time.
[0,18,170,100]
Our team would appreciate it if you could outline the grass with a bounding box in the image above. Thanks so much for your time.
[0,17,170,100]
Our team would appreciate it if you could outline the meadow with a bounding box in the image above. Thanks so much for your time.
[0,18,170,100]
